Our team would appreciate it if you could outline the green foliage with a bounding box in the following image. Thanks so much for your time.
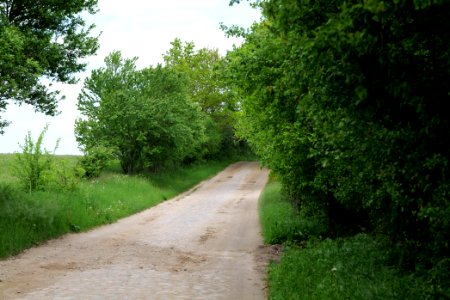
[259,180,327,244]
[13,125,56,192]
[163,39,242,157]
[163,39,236,116]
[259,181,437,299]
[228,0,450,277]
[76,51,208,173]
[269,235,430,300]
[0,0,99,133]
[13,126,82,192]
[45,159,83,192]
[79,145,114,178]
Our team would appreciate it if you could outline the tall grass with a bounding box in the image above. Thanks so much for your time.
[268,236,429,299]
[0,155,231,259]
[259,181,302,244]
[259,180,327,244]
[259,178,431,299]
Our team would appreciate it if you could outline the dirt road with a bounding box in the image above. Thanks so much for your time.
[0,162,270,299]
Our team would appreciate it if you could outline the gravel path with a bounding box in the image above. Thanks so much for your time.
[0,162,270,299]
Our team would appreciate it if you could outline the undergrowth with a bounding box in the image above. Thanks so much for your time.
[259,178,434,299]
[259,181,301,244]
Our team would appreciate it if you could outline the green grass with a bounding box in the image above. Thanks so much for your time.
[0,154,231,259]
[259,178,430,299]
[0,153,18,184]
[259,180,327,244]
[268,236,428,299]
[259,181,302,244]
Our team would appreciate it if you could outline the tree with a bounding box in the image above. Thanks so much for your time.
[163,39,240,156]
[76,51,207,173]
[228,0,450,290]
[0,0,99,133]
[164,39,234,114]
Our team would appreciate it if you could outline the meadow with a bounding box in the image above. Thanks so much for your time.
[0,153,232,258]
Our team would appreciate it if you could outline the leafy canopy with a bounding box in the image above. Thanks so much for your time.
[0,0,99,133]
[228,0,450,292]
[76,51,208,174]
[163,38,242,156]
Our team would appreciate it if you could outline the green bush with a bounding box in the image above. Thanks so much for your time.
[13,126,83,192]
[76,51,209,174]
[13,125,56,192]
[79,145,114,178]
[258,178,444,299]
[229,0,450,274]
[45,159,83,191]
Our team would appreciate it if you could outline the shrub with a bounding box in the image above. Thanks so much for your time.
[76,51,209,174]
[13,125,56,192]
[79,145,114,178]
[45,159,84,191]
[13,126,82,192]
[230,0,450,273]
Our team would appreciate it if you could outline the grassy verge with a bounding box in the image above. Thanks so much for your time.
[0,156,231,259]
[259,181,303,244]
[259,179,429,299]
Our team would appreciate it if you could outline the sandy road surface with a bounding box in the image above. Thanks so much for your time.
[0,162,270,299]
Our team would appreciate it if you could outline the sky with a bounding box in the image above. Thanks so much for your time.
[0,0,260,155]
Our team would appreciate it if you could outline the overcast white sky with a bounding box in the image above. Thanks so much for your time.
[0,0,260,155]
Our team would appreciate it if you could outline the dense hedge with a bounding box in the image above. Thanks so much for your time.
[227,0,450,292]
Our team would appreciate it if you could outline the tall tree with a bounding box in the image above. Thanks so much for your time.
[0,0,99,133]
[164,39,235,115]
[163,39,239,155]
